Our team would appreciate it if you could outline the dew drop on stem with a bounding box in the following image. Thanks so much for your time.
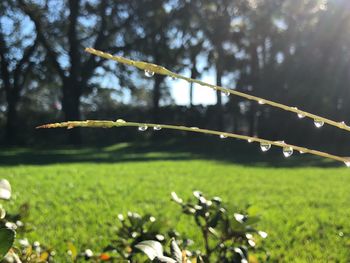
[314,119,324,128]
[297,113,306,119]
[260,142,271,152]
[144,69,155,78]
[138,125,148,131]
[220,134,227,139]
[222,90,230,97]
[153,125,162,131]
[283,147,293,158]
[116,119,126,124]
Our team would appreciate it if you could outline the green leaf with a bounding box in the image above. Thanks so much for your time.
[233,247,248,263]
[208,211,222,228]
[170,192,183,204]
[135,240,164,260]
[196,255,205,263]
[0,205,6,220]
[154,255,177,263]
[244,216,260,226]
[67,242,77,261]
[0,179,11,200]
[0,228,15,259]
[170,238,182,263]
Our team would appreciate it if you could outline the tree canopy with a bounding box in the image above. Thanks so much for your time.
[0,0,349,150]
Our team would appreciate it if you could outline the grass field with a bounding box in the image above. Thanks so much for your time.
[0,139,349,262]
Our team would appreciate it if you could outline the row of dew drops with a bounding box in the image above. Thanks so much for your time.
[115,119,350,167]
[129,69,350,167]
[144,68,349,130]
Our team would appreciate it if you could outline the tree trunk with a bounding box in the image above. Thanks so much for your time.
[4,90,19,145]
[215,63,224,130]
[152,74,163,123]
[189,57,197,108]
[62,80,82,145]
[248,103,257,137]
[249,43,260,136]
[189,82,194,108]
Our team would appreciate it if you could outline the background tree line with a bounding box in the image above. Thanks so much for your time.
[0,0,349,153]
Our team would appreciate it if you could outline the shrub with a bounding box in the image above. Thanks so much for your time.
[79,191,268,263]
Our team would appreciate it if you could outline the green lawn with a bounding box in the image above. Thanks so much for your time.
[0,140,349,262]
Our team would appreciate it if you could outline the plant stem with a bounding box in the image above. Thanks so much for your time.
[85,47,350,134]
[37,120,350,165]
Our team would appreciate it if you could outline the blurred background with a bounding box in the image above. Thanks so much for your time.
[0,0,349,153]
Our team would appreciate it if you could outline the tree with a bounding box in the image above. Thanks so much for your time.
[18,0,135,144]
[0,0,39,144]
[129,0,187,122]
[186,0,243,130]
[173,1,204,108]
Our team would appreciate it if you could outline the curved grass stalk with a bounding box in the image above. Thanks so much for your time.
[37,120,350,167]
[85,47,350,133]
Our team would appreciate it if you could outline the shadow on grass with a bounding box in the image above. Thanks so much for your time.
[0,137,342,168]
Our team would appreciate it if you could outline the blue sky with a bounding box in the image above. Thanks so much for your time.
[169,75,218,105]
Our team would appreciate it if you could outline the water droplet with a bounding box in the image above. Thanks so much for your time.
[297,113,306,119]
[171,76,177,80]
[67,125,74,130]
[247,139,253,143]
[220,134,228,139]
[260,142,271,152]
[144,69,155,78]
[116,119,126,123]
[314,119,324,128]
[283,147,293,158]
[223,90,230,96]
[153,125,162,131]
[138,125,148,131]
[258,100,265,105]
[299,150,306,154]
[344,161,350,168]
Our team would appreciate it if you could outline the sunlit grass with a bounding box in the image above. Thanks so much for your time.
[0,142,349,262]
